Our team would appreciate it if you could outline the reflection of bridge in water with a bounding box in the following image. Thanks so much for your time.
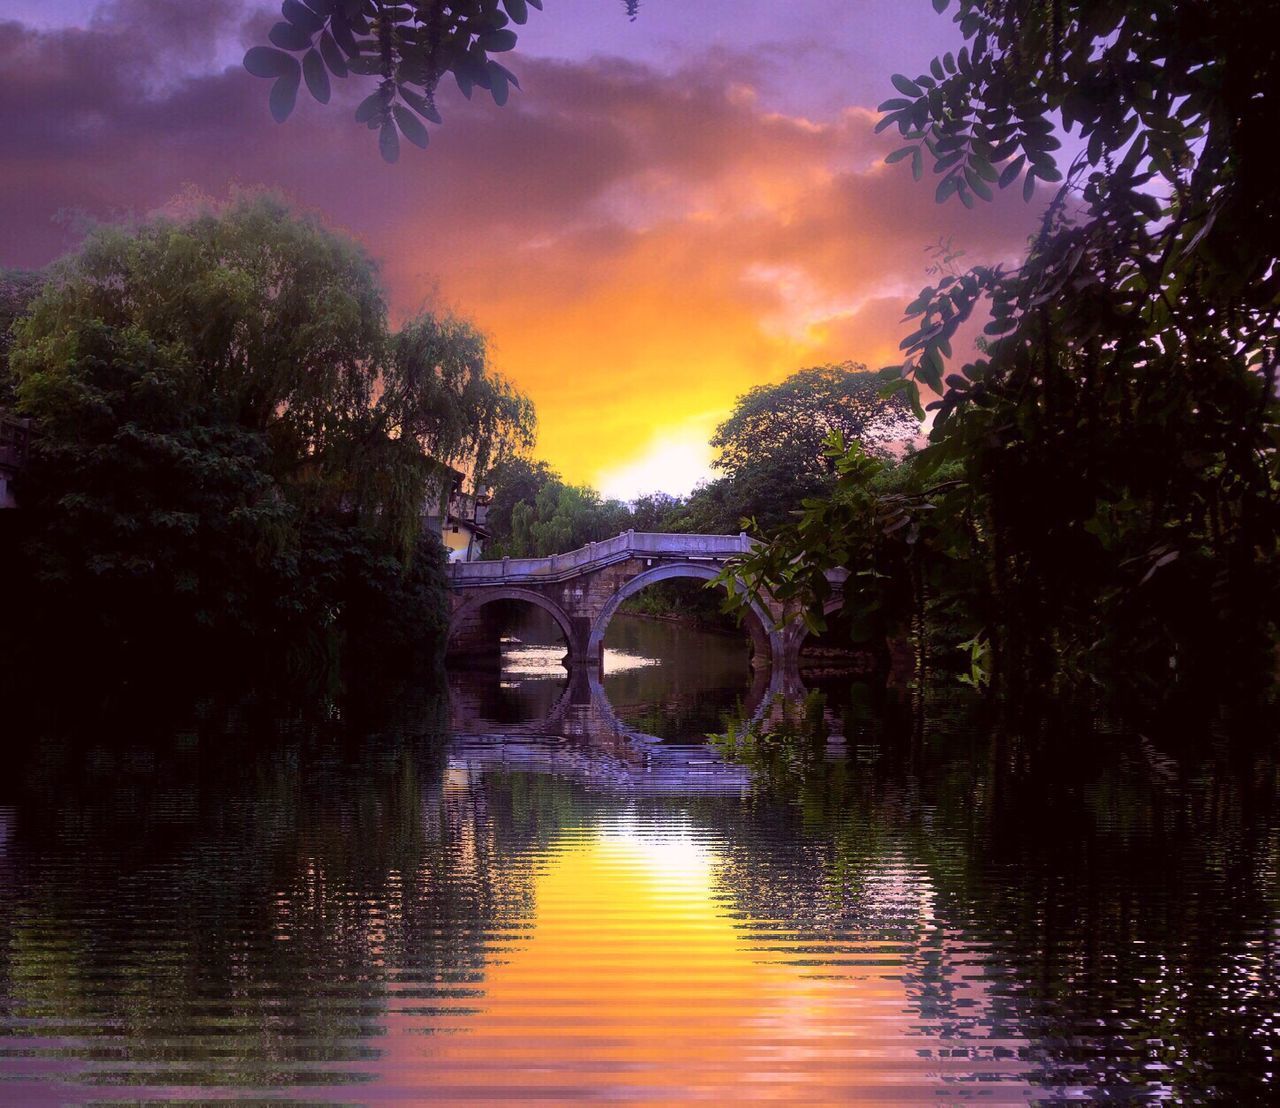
[446,665,758,794]
[448,659,776,749]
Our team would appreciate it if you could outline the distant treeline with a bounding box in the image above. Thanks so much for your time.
[481,363,918,557]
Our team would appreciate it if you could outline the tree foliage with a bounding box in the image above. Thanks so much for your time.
[880,0,1277,399]
[0,269,44,406]
[713,363,918,479]
[729,0,1280,697]
[482,456,631,558]
[244,0,643,162]
[8,195,533,661]
[707,362,919,532]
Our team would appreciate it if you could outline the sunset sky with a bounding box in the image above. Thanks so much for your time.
[0,0,1042,497]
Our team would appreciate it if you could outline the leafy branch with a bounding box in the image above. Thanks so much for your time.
[245,0,540,162]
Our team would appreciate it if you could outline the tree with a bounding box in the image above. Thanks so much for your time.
[244,0,643,162]
[482,454,558,549]
[486,468,630,557]
[708,363,919,531]
[8,194,533,660]
[885,0,1279,686]
[628,491,684,533]
[732,0,1280,696]
[713,363,919,479]
[0,269,44,406]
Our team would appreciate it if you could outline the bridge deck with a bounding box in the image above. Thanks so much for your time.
[449,530,752,586]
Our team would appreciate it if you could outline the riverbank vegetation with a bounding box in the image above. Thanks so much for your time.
[0,194,534,684]
[725,0,1279,705]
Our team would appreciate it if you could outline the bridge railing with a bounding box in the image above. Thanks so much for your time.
[449,530,754,585]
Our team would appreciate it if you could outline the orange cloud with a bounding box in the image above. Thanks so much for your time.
[0,15,1040,492]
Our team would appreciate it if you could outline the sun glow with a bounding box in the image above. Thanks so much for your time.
[596,423,718,501]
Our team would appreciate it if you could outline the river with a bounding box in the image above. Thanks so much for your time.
[1,613,1277,1102]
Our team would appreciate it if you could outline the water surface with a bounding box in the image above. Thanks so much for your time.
[1,616,1276,1102]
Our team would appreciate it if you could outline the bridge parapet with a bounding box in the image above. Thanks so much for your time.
[449,530,753,586]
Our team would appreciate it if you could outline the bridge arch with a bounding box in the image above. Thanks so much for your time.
[447,586,580,658]
[586,562,781,668]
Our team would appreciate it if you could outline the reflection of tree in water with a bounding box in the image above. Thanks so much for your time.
[708,690,1280,1101]
[600,615,763,741]
[0,691,590,1091]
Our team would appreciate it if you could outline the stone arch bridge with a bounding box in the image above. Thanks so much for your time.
[446,530,826,673]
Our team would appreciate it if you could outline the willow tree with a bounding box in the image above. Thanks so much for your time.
[9,194,534,651]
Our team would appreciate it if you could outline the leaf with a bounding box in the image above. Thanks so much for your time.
[318,31,348,77]
[392,104,429,148]
[801,607,827,636]
[268,21,312,52]
[964,165,993,201]
[998,154,1025,188]
[504,0,529,24]
[329,14,358,57]
[1140,550,1179,585]
[480,28,518,52]
[885,146,915,164]
[875,111,905,134]
[399,85,443,124]
[379,120,400,163]
[302,49,330,102]
[932,0,949,11]
[1022,168,1038,202]
[269,70,301,122]
[488,62,510,105]
[355,90,384,124]
[970,154,998,181]
[490,61,521,90]
[243,46,298,79]
[906,384,925,420]
[282,0,324,34]
[935,174,959,203]
[891,73,923,97]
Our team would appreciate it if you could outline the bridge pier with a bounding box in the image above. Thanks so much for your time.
[446,601,508,666]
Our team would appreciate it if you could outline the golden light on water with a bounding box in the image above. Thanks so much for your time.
[372,816,1034,1100]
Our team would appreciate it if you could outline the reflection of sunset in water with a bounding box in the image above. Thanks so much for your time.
[7,669,1271,1103]
[371,815,1034,1101]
